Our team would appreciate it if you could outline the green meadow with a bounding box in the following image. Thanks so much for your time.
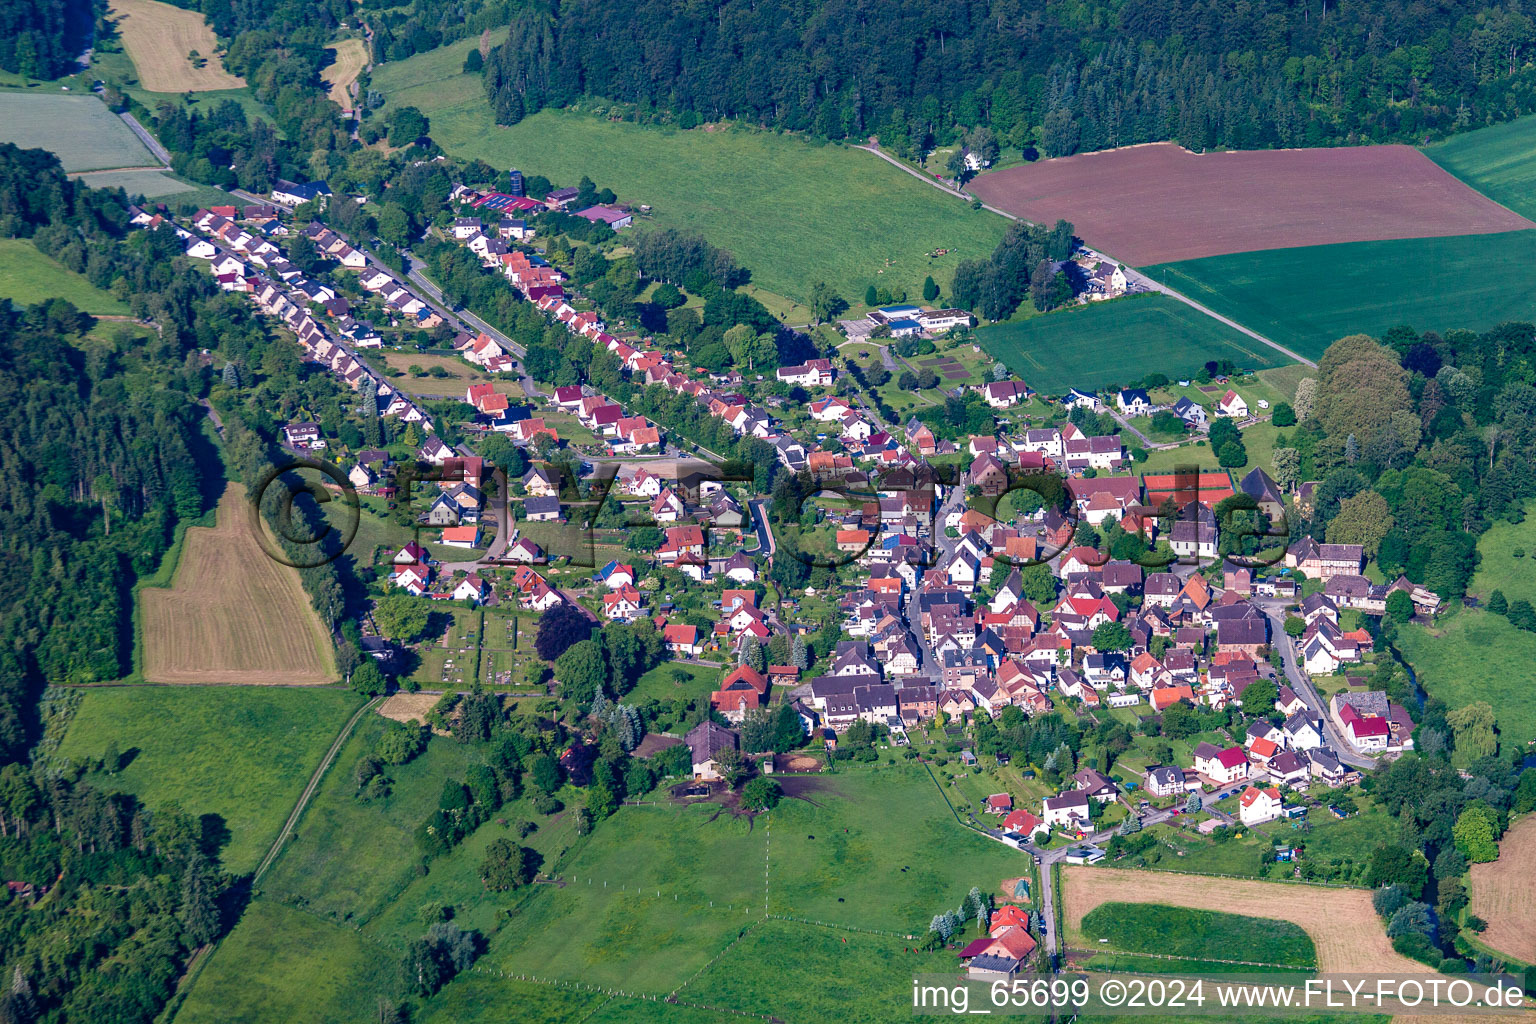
[0,238,130,314]
[1397,607,1536,747]
[174,898,399,1024]
[257,713,489,925]
[1467,501,1536,607]
[1144,231,1536,361]
[371,41,1007,308]
[1079,902,1317,968]
[975,293,1290,396]
[1424,114,1536,220]
[56,685,360,874]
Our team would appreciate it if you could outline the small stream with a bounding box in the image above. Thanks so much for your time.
[1382,633,1427,713]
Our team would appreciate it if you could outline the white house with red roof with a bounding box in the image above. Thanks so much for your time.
[1238,785,1282,825]
[663,623,700,657]
[1217,390,1249,418]
[1192,742,1250,785]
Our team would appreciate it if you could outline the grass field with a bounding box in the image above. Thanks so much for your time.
[175,898,397,1024]
[370,44,1006,306]
[258,715,487,925]
[0,238,130,313]
[673,918,954,1024]
[254,762,1027,1002]
[627,661,721,703]
[377,351,524,397]
[109,0,244,92]
[322,37,368,110]
[1060,866,1421,974]
[1396,607,1536,746]
[975,294,1291,395]
[1144,231,1536,362]
[139,483,337,684]
[71,167,232,207]
[1078,902,1317,968]
[1424,114,1536,221]
[1468,814,1536,965]
[1467,501,1536,606]
[55,686,360,874]
[0,91,156,171]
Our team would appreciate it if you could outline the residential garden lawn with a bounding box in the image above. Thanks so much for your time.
[368,48,1008,306]
[1114,823,1287,880]
[175,898,397,1024]
[1468,501,1536,606]
[537,407,603,445]
[258,717,487,925]
[331,494,413,570]
[674,918,956,1024]
[740,283,813,323]
[1295,801,1396,880]
[626,661,721,703]
[1396,606,1536,747]
[1078,902,1317,967]
[1144,231,1536,362]
[976,294,1289,397]
[376,351,524,397]
[0,238,130,314]
[1424,114,1536,221]
[0,91,156,171]
[55,685,360,875]
[1256,362,1314,403]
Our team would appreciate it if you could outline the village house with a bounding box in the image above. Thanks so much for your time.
[686,721,738,780]
[1192,742,1250,785]
[1042,790,1092,830]
[1216,390,1249,418]
[1238,785,1282,825]
[1286,538,1365,582]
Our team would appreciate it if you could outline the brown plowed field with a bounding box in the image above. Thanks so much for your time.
[1468,814,1536,965]
[1061,865,1425,974]
[140,484,335,684]
[970,142,1534,265]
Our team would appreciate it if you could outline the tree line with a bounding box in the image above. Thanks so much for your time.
[479,0,1536,158]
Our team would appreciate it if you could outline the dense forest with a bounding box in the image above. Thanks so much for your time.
[1281,325,1536,606]
[0,0,99,78]
[483,0,1536,156]
[0,143,372,1021]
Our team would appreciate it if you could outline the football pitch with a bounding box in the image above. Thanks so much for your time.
[974,293,1291,395]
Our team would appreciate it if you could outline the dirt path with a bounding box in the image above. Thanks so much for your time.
[853,141,1317,370]
[252,695,380,882]
[1060,865,1425,974]
[1468,814,1536,965]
